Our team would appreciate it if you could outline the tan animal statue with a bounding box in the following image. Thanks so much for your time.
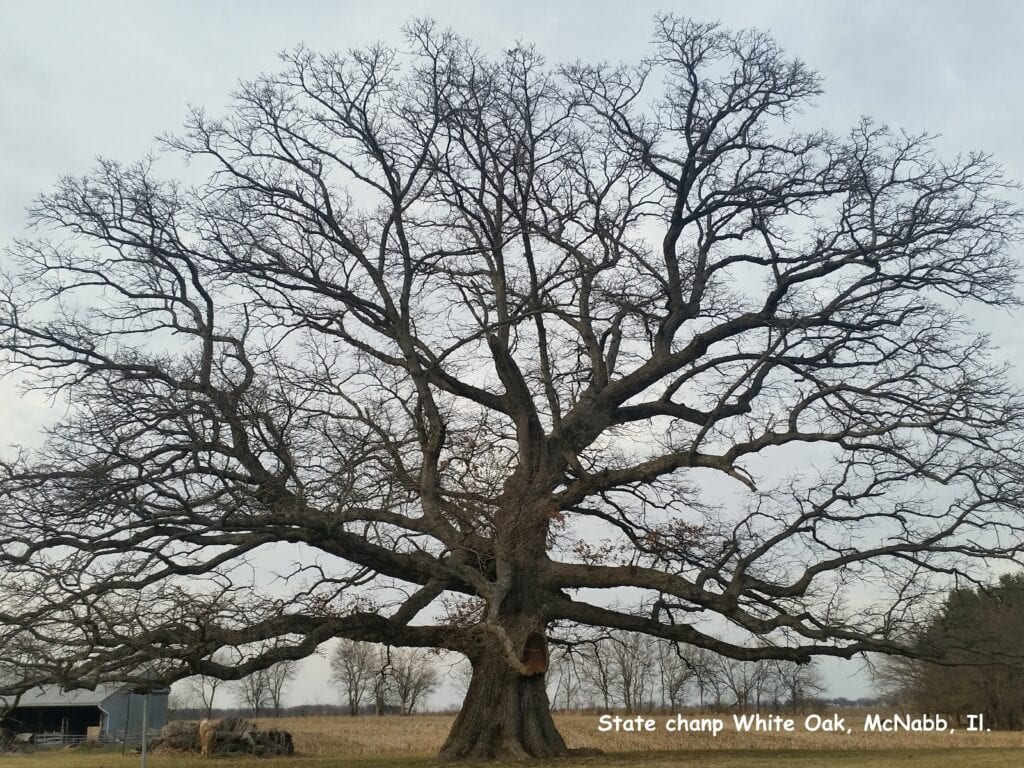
[198,718,217,758]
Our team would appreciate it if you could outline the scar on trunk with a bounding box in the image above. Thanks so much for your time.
[520,630,548,675]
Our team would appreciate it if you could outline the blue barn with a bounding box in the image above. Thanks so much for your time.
[0,684,168,741]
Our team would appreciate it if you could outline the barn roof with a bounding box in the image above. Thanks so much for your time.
[0,684,126,708]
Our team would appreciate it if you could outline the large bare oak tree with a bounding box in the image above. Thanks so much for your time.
[2,17,1024,759]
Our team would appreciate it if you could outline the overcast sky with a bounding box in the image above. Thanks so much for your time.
[3,0,1023,708]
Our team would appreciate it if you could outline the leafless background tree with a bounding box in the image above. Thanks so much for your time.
[579,638,616,711]
[236,669,273,719]
[266,660,299,717]
[386,647,441,715]
[234,660,297,718]
[709,654,775,709]
[186,674,224,720]
[554,629,823,712]
[330,639,378,716]
[184,649,232,718]
[547,645,587,711]
[653,639,695,711]
[610,633,655,714]
[1,14,1023,760]
[330,640,439,715]
[772,659,826,713]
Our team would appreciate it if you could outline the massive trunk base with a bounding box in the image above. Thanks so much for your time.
[439,652,568,761]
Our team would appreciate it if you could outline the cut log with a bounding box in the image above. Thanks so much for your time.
[153,719,294,756]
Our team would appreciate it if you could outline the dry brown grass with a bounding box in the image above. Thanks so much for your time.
[4,711,1022,768]
[263,712,448,756]
[4,748,1024,768]
[257,710,1024,756]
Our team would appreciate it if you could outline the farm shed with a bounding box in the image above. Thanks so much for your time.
[0,684,169,739]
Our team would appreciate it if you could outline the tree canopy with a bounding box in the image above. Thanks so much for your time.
[1,16,1023,759]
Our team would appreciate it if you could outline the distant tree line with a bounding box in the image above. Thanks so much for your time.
[171,642,442,719]
[545,631,824,713]
[170,659,298,719]
[876,573,1024,730]
[169,637,827,719]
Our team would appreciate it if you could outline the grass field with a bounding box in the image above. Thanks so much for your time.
[2,711,1022,767]
[2,749,1024,768]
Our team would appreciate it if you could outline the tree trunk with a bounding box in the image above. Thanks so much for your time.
[438,492,572,760]
[439,651,568,761]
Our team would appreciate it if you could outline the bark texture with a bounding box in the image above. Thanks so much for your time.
[440,653,567,761]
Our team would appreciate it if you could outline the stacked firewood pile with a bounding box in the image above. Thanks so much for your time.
[154,718,294,756]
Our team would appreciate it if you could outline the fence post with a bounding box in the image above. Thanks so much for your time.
[122,694,131,756]
[140,691,149,768]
